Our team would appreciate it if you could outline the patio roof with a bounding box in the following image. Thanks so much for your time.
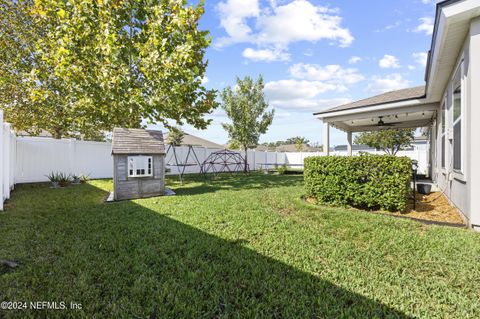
[314,86,438,133]
[314,86,426,116]
[313,0,478,156]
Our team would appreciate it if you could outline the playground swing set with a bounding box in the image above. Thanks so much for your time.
[166,145,249,183]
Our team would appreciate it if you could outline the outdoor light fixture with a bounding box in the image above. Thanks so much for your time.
[412,160,418,171]
[412,160,418,210]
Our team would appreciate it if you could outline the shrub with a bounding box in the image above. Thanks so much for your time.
[304,154,412,212]
[79,173,90,184]
[57,172,72,187]
[277,164,288,175]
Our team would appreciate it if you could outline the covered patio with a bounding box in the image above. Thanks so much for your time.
[314,86,439,162]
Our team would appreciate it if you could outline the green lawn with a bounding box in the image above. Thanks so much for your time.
[0,174,479,318]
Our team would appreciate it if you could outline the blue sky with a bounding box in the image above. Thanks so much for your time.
[151,0,438,146]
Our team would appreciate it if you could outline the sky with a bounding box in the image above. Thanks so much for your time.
[149,0,439,147]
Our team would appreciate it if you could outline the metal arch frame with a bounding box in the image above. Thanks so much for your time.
[201,149,249,176]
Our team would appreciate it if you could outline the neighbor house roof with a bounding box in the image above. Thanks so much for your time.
[112,128,165,155]
[314,86,426,116]
[255,144,322,152]
[164,132,224,149]
[333,144,376,151]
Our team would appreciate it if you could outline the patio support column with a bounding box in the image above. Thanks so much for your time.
[347,131,353,156]
[323,121,330,156]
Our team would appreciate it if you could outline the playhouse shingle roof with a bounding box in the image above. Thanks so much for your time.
[112,128,165,155]
[314,86,426,115]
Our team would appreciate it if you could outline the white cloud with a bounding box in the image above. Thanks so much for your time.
[201,76,209,85]
[412,52,428,67]
[265,79,344,100]
[414,17,434,36]
[216,0,260,47]
[289,63,364,85]
[263,62,363,113]
[216,0,353,60]
[242,47,290,62]
[379,55,400,69]
[255,0,353,47]
[269,98,351,112]
[365,74,411,94]
[348,56,362,64]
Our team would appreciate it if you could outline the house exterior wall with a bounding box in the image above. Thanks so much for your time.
[468,18,480,228]
[113,154,165,201]
[433,18,480,227]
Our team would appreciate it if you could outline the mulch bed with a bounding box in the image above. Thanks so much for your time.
[402,192,465,224]
[305,192,466,227]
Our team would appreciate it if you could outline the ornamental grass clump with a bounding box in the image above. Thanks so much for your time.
[304,154,412,212]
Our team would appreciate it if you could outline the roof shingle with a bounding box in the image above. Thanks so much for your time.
[112,128,165,155]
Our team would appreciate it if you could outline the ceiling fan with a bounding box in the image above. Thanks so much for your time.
[376,116,396,127]
[353,116,403,129]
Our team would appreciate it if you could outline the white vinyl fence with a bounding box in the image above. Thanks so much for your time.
[0,112,428,208]
[0,114,16,210]
[13,137,429,182]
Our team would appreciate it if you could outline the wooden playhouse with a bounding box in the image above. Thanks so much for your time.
[111,128,165,200]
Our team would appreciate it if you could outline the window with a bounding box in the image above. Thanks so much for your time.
[441,101,446,169]
[128,156,153,177]
[452,62,463,172]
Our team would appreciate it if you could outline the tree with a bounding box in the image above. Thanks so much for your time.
[354,129,415,155]
[220,75,274,172]
[285,136,310,146]
[166,127,185,146]
[227,139,241,150]
[0,0,217,139]
[295,140,304,152]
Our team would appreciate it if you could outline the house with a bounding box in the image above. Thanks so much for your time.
[164,132,224,149]
[333,144,376,152]
[111,128,166,200]
[256,144,322,152]
[334,136,428,152]
[314,0,480,230]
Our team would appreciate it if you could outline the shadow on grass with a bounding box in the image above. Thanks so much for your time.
[0,182,412,318]
[168,172,305,196]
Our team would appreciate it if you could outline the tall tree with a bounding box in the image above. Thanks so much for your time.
[0,0,217,139]
[220,75,274,171]
[354,129,415,155]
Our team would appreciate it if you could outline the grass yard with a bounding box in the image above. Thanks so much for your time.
[0,174,479,318]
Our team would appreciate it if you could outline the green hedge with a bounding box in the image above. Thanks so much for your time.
[304,154,412,212]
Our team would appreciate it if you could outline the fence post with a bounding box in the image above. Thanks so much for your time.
[3,123,10,200]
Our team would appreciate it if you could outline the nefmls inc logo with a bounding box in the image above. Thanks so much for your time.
[30,301,67,310]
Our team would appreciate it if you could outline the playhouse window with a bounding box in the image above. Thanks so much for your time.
[128,156,153,177]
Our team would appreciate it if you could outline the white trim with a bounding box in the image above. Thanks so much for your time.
[320,104,437,124]
[451,57,466,176]
[316,99,431,120]
[443,0,480,18]
[440,97,447,170]
[128,155,153,178]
